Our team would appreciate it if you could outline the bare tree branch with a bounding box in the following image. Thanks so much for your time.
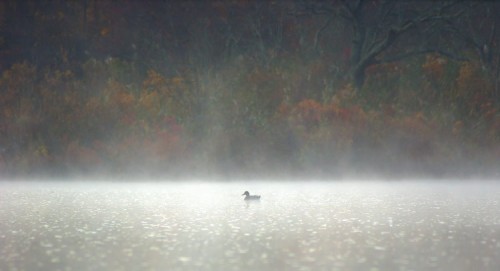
[292,0,470,89]
[313,16,333,52]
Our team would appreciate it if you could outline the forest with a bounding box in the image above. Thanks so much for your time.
[0,0,499,179]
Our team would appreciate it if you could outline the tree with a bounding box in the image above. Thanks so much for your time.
[297,0,465,89]
[445,2,500,103]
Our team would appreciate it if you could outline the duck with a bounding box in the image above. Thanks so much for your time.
[242,191,261,201]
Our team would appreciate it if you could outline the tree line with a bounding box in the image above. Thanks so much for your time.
[0,1,499,178]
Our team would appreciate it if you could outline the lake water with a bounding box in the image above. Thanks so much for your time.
[0,180,499,271]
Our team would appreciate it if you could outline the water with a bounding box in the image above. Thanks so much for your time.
[0,180,499,271]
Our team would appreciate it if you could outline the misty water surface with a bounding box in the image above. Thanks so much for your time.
[0,180,499,271]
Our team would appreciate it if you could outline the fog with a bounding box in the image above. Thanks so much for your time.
[1,1,499,269]
[1,180,499,271]
[1,1,500,179]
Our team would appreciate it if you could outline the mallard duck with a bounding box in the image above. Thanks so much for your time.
[242,191,261,201]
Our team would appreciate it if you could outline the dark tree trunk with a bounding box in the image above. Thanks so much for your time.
[352,65,366,90]
[335,1,463,90]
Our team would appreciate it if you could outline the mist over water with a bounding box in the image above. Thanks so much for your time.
[0,180,499,271]
[1,3,499,270]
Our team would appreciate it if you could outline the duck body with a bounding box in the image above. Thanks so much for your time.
[242,191,261,201]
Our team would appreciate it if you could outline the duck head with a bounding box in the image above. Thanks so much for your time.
[242,191,250,196]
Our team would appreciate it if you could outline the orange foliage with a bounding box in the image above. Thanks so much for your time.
[0,54,498,176]
[399,112,433,138]
[276,102,291,118]
[455,62,496,119]
[422,54,447,80]
[143,69,170,94]
[456,62,475,91]
[139,90,161,117]
[0,61,197,174]
[294,99,323,124]
[115,89,135,112]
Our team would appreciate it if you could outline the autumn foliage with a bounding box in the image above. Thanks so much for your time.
[0,1,499,178]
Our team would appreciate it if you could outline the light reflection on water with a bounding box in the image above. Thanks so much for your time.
[0,180,499,271]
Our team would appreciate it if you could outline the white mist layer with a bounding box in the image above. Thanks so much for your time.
[0,180,499,271]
